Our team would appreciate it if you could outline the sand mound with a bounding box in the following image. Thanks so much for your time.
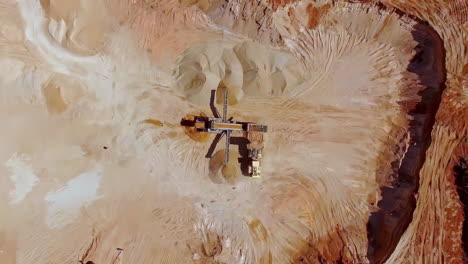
[173,41,305,104]
[209,149,242,185]
[39,0,112,56]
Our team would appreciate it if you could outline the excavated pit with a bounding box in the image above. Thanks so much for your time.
[366,20,447,264]
[454,158,468,260]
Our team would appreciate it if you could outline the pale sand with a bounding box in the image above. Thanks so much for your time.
[0,0,465,263]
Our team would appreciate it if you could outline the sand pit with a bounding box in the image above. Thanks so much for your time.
[0,0,466,263]
[209,149,242,185]
[182,113,214,143]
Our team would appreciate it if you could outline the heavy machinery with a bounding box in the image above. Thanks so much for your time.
[248,148,262,178]
[181,89,267,177]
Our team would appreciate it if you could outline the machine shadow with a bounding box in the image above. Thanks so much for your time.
[180,119,195,127]
[205,133,224,159]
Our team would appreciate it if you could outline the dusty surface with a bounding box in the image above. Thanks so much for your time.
[0,0,466,263]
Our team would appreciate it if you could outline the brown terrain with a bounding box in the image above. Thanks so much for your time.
[0,0,466,263]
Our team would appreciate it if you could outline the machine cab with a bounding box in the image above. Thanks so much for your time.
[249,160,262,178]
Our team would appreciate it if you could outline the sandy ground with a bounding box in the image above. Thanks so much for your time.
[0,0,466,263]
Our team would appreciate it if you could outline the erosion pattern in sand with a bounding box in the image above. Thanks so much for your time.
[0,0,466,263]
